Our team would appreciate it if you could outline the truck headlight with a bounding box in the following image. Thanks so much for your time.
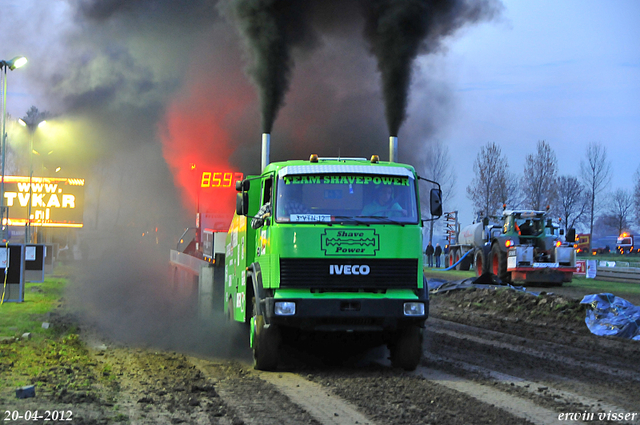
[274,301,296,316]
[403,302,425,316]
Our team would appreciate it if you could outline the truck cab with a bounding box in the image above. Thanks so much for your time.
[225,155,442,370]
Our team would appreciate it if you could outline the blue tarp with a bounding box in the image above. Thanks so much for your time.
[580,293,640,341]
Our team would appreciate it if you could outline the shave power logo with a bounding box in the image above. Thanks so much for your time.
[321,229,379,256]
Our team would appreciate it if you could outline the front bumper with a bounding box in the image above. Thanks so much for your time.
[509,266,576,283]
[263,297,429,332]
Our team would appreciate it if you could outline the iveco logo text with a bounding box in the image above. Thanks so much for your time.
[329,265,370,275]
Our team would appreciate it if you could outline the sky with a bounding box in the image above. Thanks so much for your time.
[1,0,639,238]
[432,1,640,226]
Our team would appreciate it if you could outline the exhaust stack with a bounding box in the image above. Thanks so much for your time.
[389,136,398,163]
[261,133,270,172]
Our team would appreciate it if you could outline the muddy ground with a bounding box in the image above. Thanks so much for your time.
[1,270,638,424]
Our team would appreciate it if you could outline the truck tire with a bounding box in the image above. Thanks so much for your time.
[390,326,423,371]
[227,297,234,322]
[460,252,472,271]
[474,250,485,276]
[251,299,280,371]
[490,243,509,282]
[454,250,462,270]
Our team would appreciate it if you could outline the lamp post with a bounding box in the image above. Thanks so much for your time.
[18,118,45,244]
[0,56,27,241]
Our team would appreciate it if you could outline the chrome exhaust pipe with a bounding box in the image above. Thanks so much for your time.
[389,136,398,163]
[261,133,270,172]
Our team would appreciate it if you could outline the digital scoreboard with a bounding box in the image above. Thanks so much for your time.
[200,171,243,189]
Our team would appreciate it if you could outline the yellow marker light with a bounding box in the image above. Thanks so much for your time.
[555,240,562,247]
[505,239,513,248]
[370,155,380,163]
[309,154,319,163]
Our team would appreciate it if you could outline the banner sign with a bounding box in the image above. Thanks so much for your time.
[1,176,85,228]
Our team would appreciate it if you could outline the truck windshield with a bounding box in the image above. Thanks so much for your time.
[515,217,543,236]
[274,173,419,224]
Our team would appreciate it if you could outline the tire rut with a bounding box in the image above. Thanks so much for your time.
[190,357,374,425]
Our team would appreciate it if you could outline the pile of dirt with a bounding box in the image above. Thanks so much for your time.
[429,286,591,337]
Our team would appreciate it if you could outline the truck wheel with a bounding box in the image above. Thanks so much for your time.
[454,250,462,270]
[390,326,423,371]
[474,250,485,276]
[227,297,234,322]
[490,244,509,282]
[251,299,280,371]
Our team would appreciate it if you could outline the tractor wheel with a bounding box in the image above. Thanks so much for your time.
[251,299,280,371]
[490,243,509,282]
[474,250,485,276]
[454,250,462,270]
[460,252,472,271]
[448,250,456,268]
[390,326,423,371]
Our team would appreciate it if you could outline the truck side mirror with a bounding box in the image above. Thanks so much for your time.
[236,192,249,216]
[566,228,576,243]
[236,179,250,192]
[430,188,443,217]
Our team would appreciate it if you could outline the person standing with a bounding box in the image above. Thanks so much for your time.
[425,242,434,267]
[434,243,442,268]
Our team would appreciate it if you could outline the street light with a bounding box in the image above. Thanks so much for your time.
[0,56,27,241]
[18,117,45,244]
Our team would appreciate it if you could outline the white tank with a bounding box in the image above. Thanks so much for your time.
[458,222,485,246]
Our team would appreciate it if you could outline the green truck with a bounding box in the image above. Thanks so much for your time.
[225,153,442,371]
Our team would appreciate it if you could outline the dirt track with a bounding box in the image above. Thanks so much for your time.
[2,277,639,424]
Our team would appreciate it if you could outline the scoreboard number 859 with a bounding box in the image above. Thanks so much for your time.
[201,172,243,188]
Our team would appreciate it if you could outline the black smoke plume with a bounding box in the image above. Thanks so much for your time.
[224,0,500,138]
[222,0,316,134]
[361,0,501,136]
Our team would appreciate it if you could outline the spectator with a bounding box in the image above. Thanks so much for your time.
[434,243,442,268]
[425,242,434,267]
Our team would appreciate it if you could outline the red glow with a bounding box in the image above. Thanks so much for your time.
[159,54,255,227]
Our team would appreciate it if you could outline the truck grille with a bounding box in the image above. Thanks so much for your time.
[279,258,418,290]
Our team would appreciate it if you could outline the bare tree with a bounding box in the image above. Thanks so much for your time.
[521,140,558,211]
[580,143,611,246]
[496,168,522,211]
[554,175,588,232]
[22,106,49,123]
[418,139,456,243]
[601,189,634,235]
[466,142,510,219]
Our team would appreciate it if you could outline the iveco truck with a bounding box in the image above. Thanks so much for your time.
[225,152,442,371]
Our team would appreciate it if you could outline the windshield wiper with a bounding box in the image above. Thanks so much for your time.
[354,215,406,226]
[331,216,371,226]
